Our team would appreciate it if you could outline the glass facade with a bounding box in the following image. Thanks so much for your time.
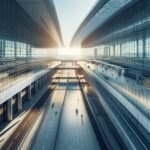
[82,0,150,72]
[0,0,56,92]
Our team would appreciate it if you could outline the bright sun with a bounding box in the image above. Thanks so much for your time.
[58,47,81,56]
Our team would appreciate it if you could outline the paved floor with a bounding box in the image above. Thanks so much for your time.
[55,89,100,150]
[31,69,100,150]
[31,80,67,150]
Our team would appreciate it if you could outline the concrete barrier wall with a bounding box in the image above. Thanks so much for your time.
[79,63,150,145]
[79,81,109,149]
[81,71,137,150]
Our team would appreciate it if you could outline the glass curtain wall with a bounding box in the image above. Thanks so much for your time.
[0,0,54,92]
[82,0,150,72]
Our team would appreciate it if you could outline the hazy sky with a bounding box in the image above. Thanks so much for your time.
[54,0,97,47]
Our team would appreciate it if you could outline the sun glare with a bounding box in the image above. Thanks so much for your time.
[58,48,81,56]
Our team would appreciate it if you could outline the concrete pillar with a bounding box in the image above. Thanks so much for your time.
[41,77,44,87]
[0,39,5,58]
[29,45,32,60]
[43,77,45,86]
[120,43,122,57]
[94,48,98,58]
[136,38,139,57]
[143,34,146,58]
[47,73,49,83]
[0,40,3,58]
[108,46,111,57]
[26,45,32,61]
[45,74,47,82]
[113,45,115,57]
[48,72,51,80]
[35,80,39,92]
[41,77,43,87]
[39,78,43,88]
[7,98,13,121]
[17,92,22,111]
[28,85,32,100]
[14,42,17,59]
[105,48,106,57]
[44,75,47,83]
[39,79,41,89]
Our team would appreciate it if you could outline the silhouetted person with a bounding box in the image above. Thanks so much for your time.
[52,102,54,108]
[81,114,83,125]
[76,108,78,114]
[55,111,57,115]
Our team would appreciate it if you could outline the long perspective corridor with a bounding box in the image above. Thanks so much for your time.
[0,0,150,150]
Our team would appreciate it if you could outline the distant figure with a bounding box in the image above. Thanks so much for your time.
[52,102,55,108]
[55,111,57,116]
[76,108,78,114]
[81,114,83,125]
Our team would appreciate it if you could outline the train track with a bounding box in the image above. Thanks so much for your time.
[83,69,150,150]
[1,77,60,150]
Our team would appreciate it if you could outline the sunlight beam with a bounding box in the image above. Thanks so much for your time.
[58,47,81,56]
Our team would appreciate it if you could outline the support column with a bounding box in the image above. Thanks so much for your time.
[28,85,32,100]
[143,34,146,58]
[44,75,47,83]
[35,80,39,93]
[30,46,32,60]
[47,73,49,83]
[39,79,41,89]
[45,74,47,83]
[43,77,45,86]
[40,78,43,88]
[26,45,28,61]
[136,38,139,57]
[104,47,106,57]
[0,39,5,58]
[14,42,17,59]
[94,48,98,58]
[17,92,22,111]
[41,77,44,87]
[113,45,115,57]
[120,43,122,57]
[7,98,13,121]
[108,46,110,57]
[0,39,2,58]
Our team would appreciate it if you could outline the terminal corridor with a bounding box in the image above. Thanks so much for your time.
[0,0,150,150]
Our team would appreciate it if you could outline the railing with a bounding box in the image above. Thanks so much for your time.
[0,60,59,93]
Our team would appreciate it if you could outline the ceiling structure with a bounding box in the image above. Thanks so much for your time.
[70,0,139,48]
[17,0,64,47]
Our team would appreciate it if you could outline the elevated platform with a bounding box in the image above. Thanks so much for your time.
[0,62,60,105]
[56,66,80,69]
[31,69,100,150]
[85,58,127,72]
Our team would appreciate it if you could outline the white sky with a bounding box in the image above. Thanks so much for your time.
[54,0,97,47]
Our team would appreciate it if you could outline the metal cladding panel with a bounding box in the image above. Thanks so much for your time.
[71,0,138,47]
[82,0,149,48]
[0,0,59,47]
[16,0,63,47]
[70,0,108,47]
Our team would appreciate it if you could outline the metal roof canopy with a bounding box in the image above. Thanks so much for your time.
[71,0,139,47]
[17,0,63,47]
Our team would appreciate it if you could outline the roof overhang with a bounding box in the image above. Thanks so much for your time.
[17,0,63,47]
[71,0,139,48]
